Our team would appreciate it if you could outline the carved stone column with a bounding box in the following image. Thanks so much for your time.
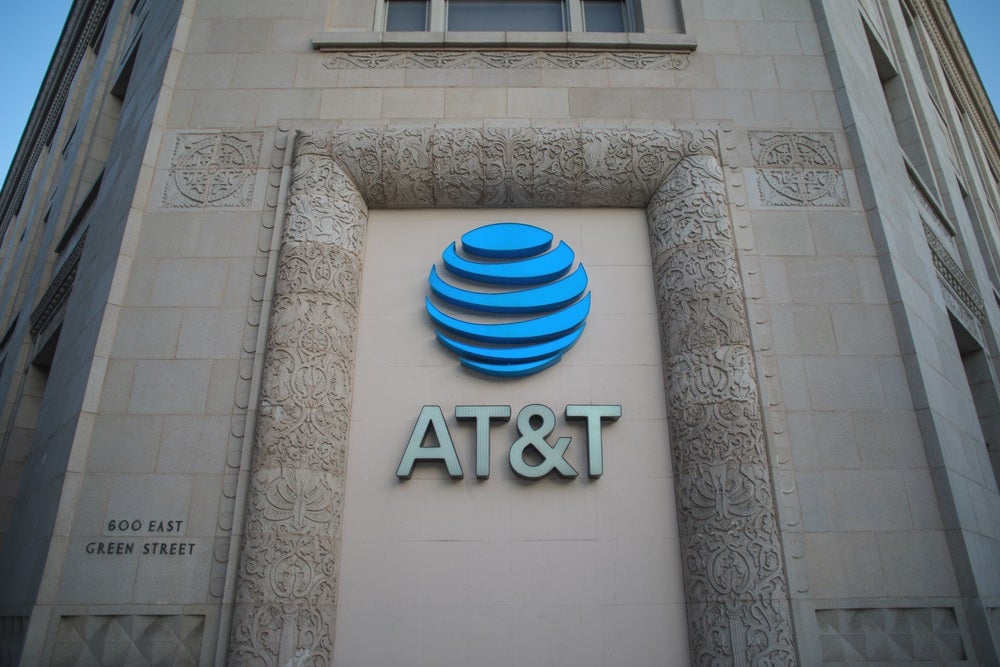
[647,153,796,665]
[228,133,367,665]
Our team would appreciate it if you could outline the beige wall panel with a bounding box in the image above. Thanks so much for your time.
[336,208,689,666]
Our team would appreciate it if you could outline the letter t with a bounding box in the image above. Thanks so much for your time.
[456,405,511,479]
[566,405,622,478]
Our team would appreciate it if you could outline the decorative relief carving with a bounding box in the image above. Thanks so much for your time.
[647,153,796,665]
[481,127,535,206]
[249,468,344,536]
[161,133,262,208]
[666,346,759,407]
[235,533,340,608]
[816,607,966,661]
[660,290,750,352]
[51,614,204,667]
[654,239,744,298]
[688,599,794,666]
[274,243,363,307]
[229,133,364,666]
[923,222,987,336]
[229,604,334,667]
[668,401,766,473]
[282,152,369,244]
[323,125,687,208]
[322,50,690,70]
[429,126,486,205]
[378,128,436,207]
[229,125,796,665]
[749,132,849,207]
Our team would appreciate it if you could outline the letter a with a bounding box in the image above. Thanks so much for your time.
[396,406,464,480]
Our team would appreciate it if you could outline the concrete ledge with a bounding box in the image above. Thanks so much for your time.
[313,31,697,51]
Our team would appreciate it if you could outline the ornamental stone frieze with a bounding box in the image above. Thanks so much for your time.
[229,124,797,665]
[923,222,987,341]
[321,50,690,70]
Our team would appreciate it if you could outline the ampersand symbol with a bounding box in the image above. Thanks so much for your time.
[509,404,578,479]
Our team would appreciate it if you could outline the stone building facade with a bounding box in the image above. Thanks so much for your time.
[0,0,998,664]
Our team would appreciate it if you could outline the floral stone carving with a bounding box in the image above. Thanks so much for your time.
[229,125,797,665]
[229,137,365,666]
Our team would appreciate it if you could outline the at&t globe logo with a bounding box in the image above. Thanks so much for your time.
[426,222,590,378]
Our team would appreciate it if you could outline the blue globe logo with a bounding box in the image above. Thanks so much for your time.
[426,222,590,378]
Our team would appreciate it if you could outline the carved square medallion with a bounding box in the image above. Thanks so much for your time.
[749,131,849,207]
[161,132,262,208]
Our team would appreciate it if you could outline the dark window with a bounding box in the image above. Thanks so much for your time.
[386,0,429,30]
[111,43,138,100]
[447,0,566,31]
[583,0,628,31]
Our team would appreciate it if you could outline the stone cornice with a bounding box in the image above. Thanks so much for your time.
[0,0,110,243]
[313,30,697,52]
[917,0,1000,179]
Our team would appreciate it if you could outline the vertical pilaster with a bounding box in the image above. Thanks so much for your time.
[228,133,368,665]
[647,153,797,665]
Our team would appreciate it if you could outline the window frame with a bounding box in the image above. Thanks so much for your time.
[380,0,636,32]
[581,0,633,33]
[447,0,569,32]
[384,0,430,31]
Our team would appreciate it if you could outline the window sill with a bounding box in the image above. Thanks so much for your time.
[312,31,696,52]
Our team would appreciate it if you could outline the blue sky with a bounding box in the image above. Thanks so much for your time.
[1,1,999,187]
[0,0,74,187]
